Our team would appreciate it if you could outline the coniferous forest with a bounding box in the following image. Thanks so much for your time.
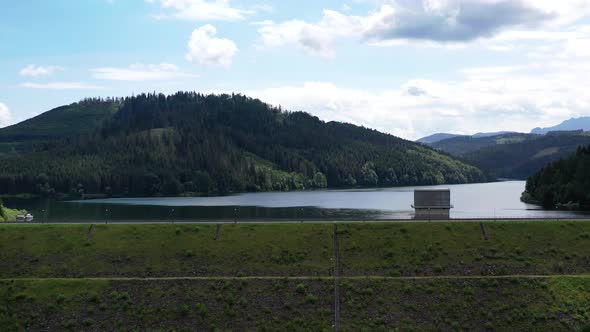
[522,145,590,209]
[0,92,489,197]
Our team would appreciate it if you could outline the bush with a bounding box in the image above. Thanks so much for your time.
[305,294,318,304]
[360,288,374,296]
[295,283,306,294]
[110,291,130,302]
[88,293,100,303]
[180,304,189,316]
[62,319,76,329]
[196,303,208,319]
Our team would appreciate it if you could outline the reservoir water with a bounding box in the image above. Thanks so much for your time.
[4,181,587,221]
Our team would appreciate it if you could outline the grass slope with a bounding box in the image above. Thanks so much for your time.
[0,223,333,277]
[340,276,590,331]
[1,277,590,331]
[1,221,590,330]
[338,221,590,276]
[1,221,589,277]
[0,278,333,331]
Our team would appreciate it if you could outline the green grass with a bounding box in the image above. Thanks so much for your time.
[2,221,590,330]
[340,276,590,331]
[1,221,590,277]
[338,221,590,276]
[0,223,333,277]
[2,221,590,277]
[1,277,590,331]
[0,278,333,331]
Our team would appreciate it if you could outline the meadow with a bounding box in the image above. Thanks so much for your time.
[1,221,590,331]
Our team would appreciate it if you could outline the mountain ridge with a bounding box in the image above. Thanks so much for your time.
[429,132,590,179]
[531,117,590,135]
[417,131,519,144]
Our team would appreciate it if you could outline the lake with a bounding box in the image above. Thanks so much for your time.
[3,181,587,222]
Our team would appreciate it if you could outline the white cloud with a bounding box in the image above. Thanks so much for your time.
[0,103,11,128]
[256,10,361,58]
[186,24,238,67]
[148,0,253,21]
[481,24,590,61]
[20,82,105,90]
[19,64,61,77]
[92,63,196,81]
[244,58,590,140]
[459,65,527,79]
[562,37,590,58]
[256,0,590,57]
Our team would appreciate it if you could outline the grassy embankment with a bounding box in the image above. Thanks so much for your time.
[1,221,590,330]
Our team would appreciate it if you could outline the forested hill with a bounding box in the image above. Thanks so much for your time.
[430,132,590,180]
[0,92,489,196]
[0,99,118,142]
[522,145,590,209]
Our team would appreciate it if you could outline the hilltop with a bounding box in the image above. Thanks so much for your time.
[416,133,465,144]
[417,131,518,144]
[0,92,488,196]
[0,99,118,142]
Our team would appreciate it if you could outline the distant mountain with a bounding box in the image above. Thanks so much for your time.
[472,131,518,138]
[431,133,532,156]
[416,133,465,144]
[428,131,590,179]
[417,131,519,144]
[0,92,489,196]
[531,117,590,135]
[461,134,590,179]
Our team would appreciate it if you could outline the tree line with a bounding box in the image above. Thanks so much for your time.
[522,145,590,209]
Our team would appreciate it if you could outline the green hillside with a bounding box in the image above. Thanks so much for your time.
[431,132,590,179]
[431,133,532,156]
[0,92,489,196]
[522,144,590,209]
[0,99,119,158]
[0,99,119,142]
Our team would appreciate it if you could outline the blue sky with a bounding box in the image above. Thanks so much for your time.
[2,0,590,139]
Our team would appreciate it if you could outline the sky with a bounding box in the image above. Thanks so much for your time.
[1,0,590,140]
